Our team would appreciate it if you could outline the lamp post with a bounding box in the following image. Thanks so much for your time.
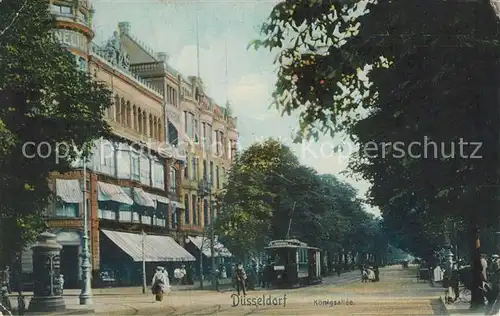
[197,176,216,291]
[79,159,92,305]
[141,229,146,294]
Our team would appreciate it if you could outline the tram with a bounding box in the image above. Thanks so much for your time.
[264,239,322,288]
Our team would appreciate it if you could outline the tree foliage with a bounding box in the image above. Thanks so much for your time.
[216,139,388,263]
[256,0,500,307]
[0,0,113,263]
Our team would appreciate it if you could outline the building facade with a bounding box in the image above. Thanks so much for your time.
[24,0,237,287]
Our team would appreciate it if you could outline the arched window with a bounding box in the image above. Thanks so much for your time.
[111,94,119,120]
[132,105,137,130]
[149,114,153,138]
[138,109,143,134]
[184,194,190,224]
[153,117,158,140]
[142,112,147,136]
[192,194,197,225]
[157,121,163,141]
[203,199,208,226]
[126,101,131,127]
[120,98,126,125]
[169,164,176,191]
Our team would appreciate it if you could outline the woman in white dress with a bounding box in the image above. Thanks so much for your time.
[151,267,170,302]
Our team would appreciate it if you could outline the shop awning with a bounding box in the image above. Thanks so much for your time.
[146,193,170,208]
[187,236,232,258]
[101,229,195,262]
[97,182,133,205]
[133,187,155,208]
[55,179,83,203]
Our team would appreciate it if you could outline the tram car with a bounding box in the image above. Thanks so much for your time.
[264,239,322,288]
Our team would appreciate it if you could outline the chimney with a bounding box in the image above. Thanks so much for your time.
[157,52,169,62]
[118,22,131,35]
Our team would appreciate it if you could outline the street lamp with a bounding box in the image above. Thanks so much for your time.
[197,176,217,291]
[79,158,92,305]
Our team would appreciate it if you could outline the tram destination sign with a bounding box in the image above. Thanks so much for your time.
[52,29,87,52]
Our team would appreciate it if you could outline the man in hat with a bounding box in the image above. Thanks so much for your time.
[234,263,246,296]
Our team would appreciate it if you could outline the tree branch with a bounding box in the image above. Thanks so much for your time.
[0,0,28,37]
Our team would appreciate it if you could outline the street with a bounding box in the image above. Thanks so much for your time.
[17,265,447,315]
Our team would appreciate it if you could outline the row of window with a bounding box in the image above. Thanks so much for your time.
[183,194,213,225]
[166,85,178,106]
[183,111,233,158]
[50,4,89,24]
[72,139,176,191]
[106,95,163,141]
[183,156,225,189]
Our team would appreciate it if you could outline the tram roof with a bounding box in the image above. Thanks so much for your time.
[265,239,320,250]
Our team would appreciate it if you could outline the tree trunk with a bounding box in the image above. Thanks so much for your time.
[468,217,484,310]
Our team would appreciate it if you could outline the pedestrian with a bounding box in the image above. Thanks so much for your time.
[335,264,341,277]
[482,254,489,282]
[1,267,10,294]
[151,267,168,302]
[179,265,186,285]
[59,274,64,295]
[374,265,380,282]
[235,263,246,296]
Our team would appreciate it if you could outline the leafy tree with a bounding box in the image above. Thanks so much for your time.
[256,0,500,307]
[216,138,388,267]
[0,0,112,265]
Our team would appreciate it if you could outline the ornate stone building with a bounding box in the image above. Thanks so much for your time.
[26,1,238,287]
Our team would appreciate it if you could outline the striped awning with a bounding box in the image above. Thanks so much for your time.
[97,182,133,205]
[101,229,195,262]
[133,187,155,208]
[187,236,232,258]
[55,179,83,203]
[146,193,170,208]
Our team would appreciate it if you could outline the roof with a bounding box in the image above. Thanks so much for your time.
[101,229,195,262]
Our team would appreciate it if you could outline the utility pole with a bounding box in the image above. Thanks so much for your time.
[199,232,204,290]
[286,202,297,239]
[210,200,217,291]
[142,229,146,294]
[79,158,92,305]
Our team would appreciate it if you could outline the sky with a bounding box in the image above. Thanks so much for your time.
[91,0,380,216]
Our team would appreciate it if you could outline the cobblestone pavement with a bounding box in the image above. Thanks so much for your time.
[20,266,447,315]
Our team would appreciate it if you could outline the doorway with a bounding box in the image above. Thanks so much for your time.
[60,245,79,289]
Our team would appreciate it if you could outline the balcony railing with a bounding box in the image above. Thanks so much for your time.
[132,212,140,223]
[98,209,116,220]
[141,215,152,225]
[90,43,163,98]
[119,211,132,222]
[153,218,166,227]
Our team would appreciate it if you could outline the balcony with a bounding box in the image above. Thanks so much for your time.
[129,62,167,78]
[153,218,166,227]
[98,209,116,220]
[141,215,152,225]
[119,211,132,222]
